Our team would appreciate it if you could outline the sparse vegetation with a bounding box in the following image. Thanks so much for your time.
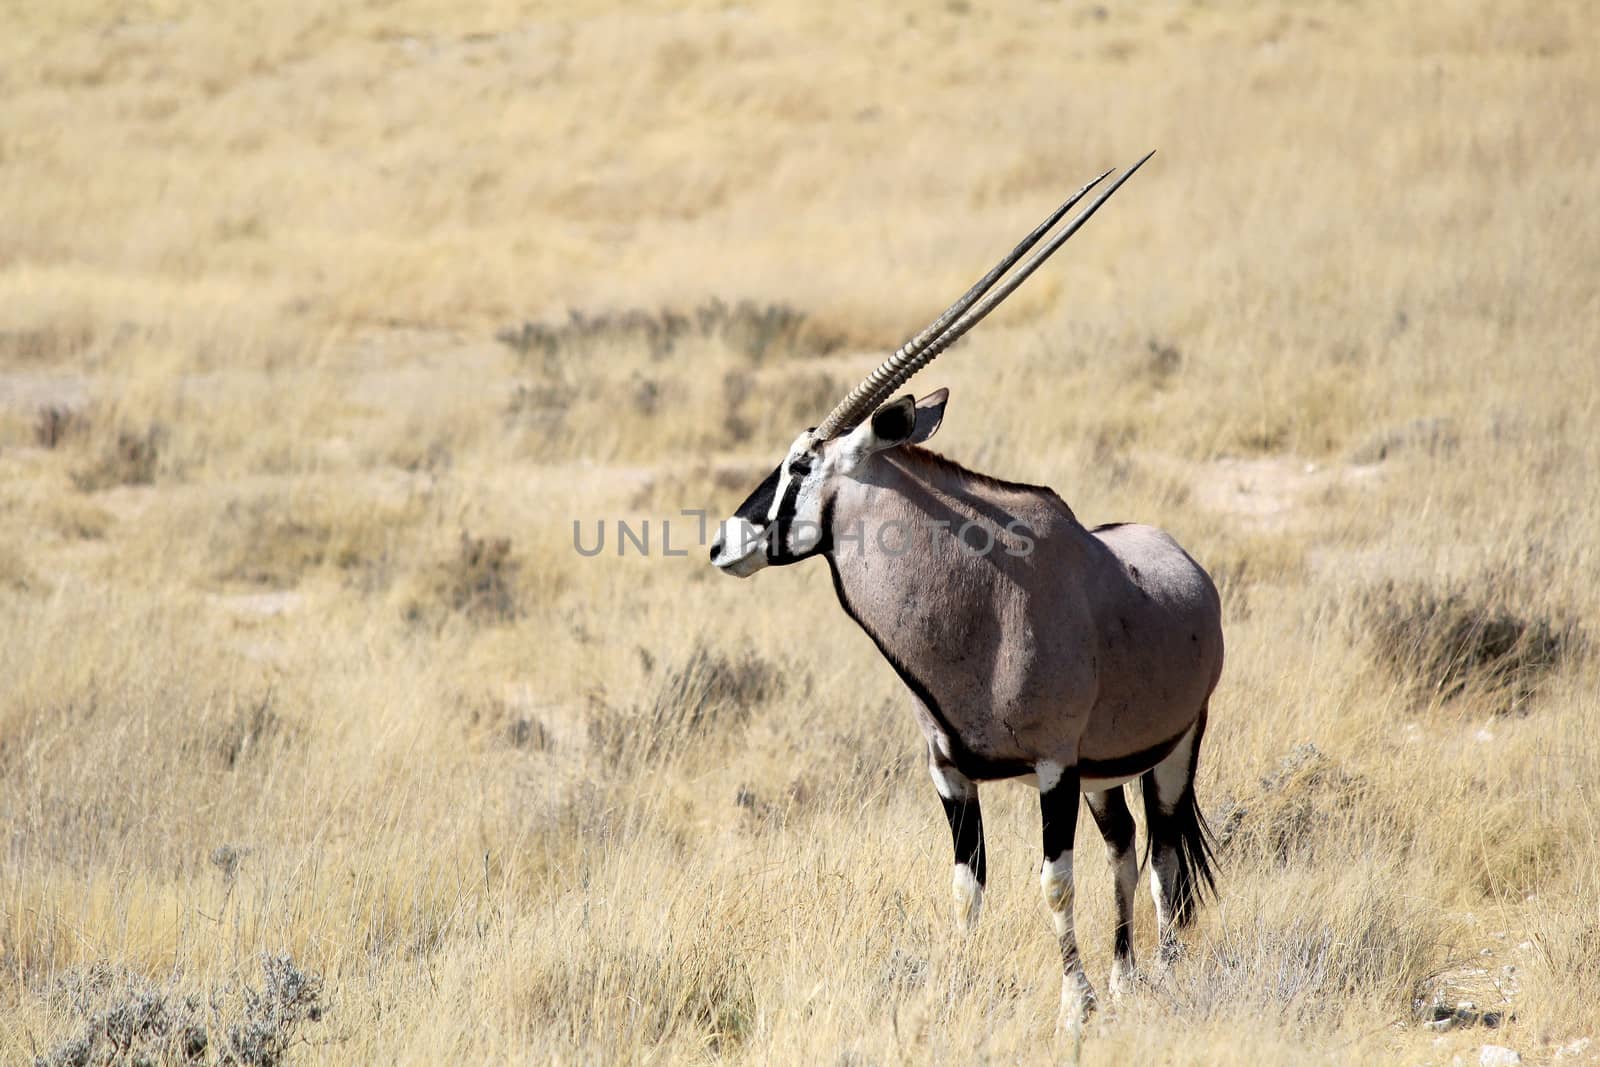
[1,1,1596,1064]
[0,543,36,593]
[1157,877,1443,1025]
[403,531,524,626]
[71,425,165,492]
[34,405,81,450]
[1213,743,1367,866]
[211,495,413,590]
[590,642,784,764]
[36,955,324,1067]
[496,300,843,367]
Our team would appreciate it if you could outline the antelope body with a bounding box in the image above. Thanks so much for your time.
[709,155,1222,1028]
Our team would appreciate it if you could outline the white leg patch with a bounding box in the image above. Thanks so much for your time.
[1150,849,1180,964]
[952,863,983,932]
[1149,723,1199,814]
[1149,853,1172,930]
[1035,760,1064,794]
[1040,852,1074,938]
[928,760,974,801]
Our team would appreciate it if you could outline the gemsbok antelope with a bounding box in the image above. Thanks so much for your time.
[709,154,1223,1028]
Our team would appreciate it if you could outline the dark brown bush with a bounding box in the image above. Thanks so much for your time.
[1364,579,1581,712]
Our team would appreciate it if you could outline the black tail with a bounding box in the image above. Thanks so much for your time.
[1155,782,1217,927]
[1141,707,1218,928]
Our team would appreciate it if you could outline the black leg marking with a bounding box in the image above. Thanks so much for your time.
[1040,765,1081,863]
[1086,784,1136,852]
[1087,787,1138,962]
[940,794,986,886]
[1040,765,1099,1023]
[1039,765,1083,970]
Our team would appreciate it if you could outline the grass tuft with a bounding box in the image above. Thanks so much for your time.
[34,405,83,450]
[1365,579,1582,712]
[1213,743,1364,865]
[71,426,165,492]
[590,643,783,765]
[1161,878,1444,1025]
[402,532,524,626]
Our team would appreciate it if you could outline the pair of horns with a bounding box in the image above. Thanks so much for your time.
[812,151,1156,441]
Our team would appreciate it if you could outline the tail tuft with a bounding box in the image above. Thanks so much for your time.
[1165,786,1217,927]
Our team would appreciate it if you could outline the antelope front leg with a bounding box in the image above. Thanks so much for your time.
[929,750,985,933]
[1039,762,1096,1030]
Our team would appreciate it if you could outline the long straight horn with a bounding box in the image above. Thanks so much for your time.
[813,151,1156,440]
[811,168,1109,441]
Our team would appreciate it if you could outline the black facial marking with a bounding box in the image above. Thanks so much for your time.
[750,451,831,567]
[732,465,781,525]
[759,475,804,565]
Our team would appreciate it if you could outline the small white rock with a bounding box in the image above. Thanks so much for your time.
[1479,1045,1520,1067]
[1557,1037,1593,1059]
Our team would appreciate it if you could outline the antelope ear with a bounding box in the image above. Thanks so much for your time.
[867,394,919,447]
[909,388,948,444]
[837,394,914,471]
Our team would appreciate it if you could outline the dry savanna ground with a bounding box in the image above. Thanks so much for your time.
[3,1,1598,1063]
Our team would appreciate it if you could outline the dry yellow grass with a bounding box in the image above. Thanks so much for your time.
[3,0,1598,1063]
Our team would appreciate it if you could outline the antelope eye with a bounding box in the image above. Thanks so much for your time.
[787,455,813,477]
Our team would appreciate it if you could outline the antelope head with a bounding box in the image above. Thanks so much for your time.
[709,153,1154,578]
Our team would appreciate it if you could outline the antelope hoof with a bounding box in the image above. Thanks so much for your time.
[1109,957,1137,1000]
[1058,972,1098,1035]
